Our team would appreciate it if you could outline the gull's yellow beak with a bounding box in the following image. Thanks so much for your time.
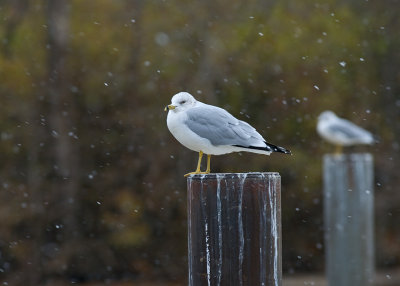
[164,104,176,111]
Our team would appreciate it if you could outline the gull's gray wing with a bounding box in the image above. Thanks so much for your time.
[328,124,361,139]
[328,118,373,143]
[185,105,265,147]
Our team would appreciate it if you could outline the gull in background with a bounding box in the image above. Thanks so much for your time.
[165,92,291,177]
[317,110,374,154]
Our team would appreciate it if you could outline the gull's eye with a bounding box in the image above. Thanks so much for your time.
[179,100,186,105]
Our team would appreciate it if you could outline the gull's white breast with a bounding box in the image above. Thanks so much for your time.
[317,120,340,144]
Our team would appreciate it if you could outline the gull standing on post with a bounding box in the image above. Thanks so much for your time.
[165,92,291,177]
[317,110,374,154]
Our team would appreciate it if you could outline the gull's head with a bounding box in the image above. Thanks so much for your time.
[165,92,197,112]
[318,110,337,122]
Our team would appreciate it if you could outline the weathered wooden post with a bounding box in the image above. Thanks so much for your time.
[323,153,374,286]
[187,173,282,286]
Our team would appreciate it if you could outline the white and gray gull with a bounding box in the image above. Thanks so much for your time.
[165,92,291,176]
[317,110,374,154]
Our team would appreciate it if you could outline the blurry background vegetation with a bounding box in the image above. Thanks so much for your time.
[0,0,399,285]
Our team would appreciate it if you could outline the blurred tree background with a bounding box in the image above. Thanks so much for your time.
[0,0,399,285]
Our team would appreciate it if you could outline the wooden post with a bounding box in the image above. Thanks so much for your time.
[187,173,282,286]
[323,153,375,286]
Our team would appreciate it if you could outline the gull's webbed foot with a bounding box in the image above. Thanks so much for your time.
[184,171,210,177]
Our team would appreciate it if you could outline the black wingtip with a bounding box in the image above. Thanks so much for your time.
[233,142,291,155]
[265,141,291,155]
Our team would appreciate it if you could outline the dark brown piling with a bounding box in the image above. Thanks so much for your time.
[187,173,282,286]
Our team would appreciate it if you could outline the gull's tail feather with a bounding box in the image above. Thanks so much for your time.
[233,141,291,155]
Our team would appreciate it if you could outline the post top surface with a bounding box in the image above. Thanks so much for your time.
[187,172,280,181]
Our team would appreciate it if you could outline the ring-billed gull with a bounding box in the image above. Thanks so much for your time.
[165,92,291,176]
[317,110,374,154]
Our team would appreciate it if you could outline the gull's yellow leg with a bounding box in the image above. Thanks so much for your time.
[194,151,203,173]
[205,154,211,173]
[335,145,343,155]
[184,151,210,177]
